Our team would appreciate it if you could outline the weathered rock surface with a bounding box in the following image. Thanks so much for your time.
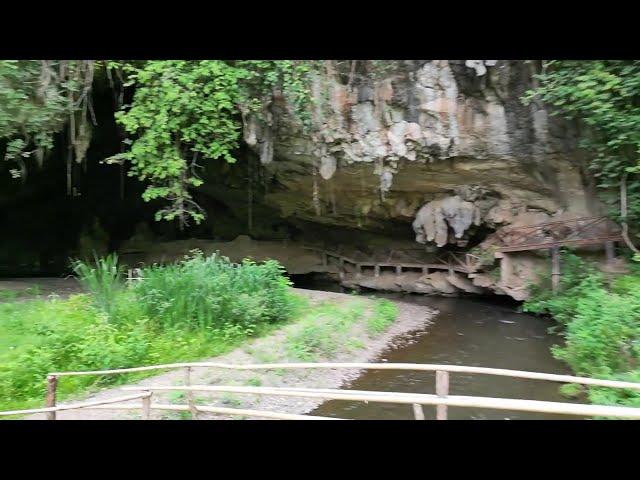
[240,60,598,240]
[126,61,608,300]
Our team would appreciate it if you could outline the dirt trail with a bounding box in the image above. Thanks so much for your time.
[25,288,436,420]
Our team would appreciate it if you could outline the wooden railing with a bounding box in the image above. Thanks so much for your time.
[2,362,640,420]
[302,246,471,275]
[494,215,623,253]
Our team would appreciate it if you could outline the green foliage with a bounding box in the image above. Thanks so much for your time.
[246,377,262,387]
[285,301,363,361]
[132,251,295,332]
[524,252,640,408]
[70,253,123,316]
[0,60,94,180]
[523,61,640,221]
[284,299,396,361]
[559,383,584,399]
[0,253,299,413]
[366,299,399,335]
[109,60,316,228]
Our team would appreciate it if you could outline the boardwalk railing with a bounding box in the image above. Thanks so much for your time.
[302,246,472,276]
[494,215,623,253]
[2,362,640,420]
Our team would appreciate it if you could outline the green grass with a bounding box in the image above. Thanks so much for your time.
[246,377,262,387]
[0,253,402,416]
[0,253,305,415]
[284,298,398,362]
[367,299,399,335]
[0,284,42,303]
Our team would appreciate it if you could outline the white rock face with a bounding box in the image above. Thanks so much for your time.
[234,60,596,300]
[412,195,480,247]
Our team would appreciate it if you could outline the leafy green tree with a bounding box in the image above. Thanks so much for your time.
[108,60,315,228]
[0,60,95,187]
[523,61,640,252]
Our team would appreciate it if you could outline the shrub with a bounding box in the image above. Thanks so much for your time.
[70,253,123,316]
[132,252,295,332]
[367,299,399,335]
[0,252,299,413]
[524,252,640,409]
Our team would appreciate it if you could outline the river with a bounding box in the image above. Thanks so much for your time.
[299,287,583,420]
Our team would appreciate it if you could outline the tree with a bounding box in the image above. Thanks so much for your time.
[107,60,315,229]
[523,60,640,251]
[0,60,96,191]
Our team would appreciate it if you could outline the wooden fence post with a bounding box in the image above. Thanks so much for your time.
[142,392,152,419]
[605,241,616,264]
[436,370,449,420]
[45,375,58,420]
[412,403,425,420]
[551,246,561,293]
[185,367,199,420]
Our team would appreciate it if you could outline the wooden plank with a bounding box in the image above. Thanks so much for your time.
[88,403,345,420]
[497,235,623,253]
[184,367,198,420]
[436,370,449,420]
[551,245,561,293]
[142,393,151,419]
[412,403,425,420]
[0,393,152,417]
[121,385,640,419]
[48,362,640,391]
[605,241,616,264]
[45,375,58,420]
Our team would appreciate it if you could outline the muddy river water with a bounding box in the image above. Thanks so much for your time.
[309,292,584,420]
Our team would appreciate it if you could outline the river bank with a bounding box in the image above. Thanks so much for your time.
[25,288,437,419]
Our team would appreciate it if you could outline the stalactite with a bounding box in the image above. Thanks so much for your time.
[312,165,321,216]
[331,181,337,215]
[248,156,254,233]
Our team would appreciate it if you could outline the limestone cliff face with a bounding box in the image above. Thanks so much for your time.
[232,60,604,299]
[123,61,605,301]
[243,60,599,246]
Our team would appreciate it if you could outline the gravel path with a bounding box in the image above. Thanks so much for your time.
[25,288,437,420]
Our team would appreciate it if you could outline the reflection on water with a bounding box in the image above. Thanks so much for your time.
[311,293,584,420]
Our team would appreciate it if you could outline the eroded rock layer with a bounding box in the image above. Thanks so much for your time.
[120,61,606,300]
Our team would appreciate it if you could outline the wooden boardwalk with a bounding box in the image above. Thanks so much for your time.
[490,215,623,291]
[305,215,624,292]
[302,246,473,276]
[493,216,622,253]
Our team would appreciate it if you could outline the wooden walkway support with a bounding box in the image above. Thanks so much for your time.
[490,216,625,290]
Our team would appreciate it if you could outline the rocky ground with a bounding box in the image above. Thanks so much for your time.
[25,288,437,420]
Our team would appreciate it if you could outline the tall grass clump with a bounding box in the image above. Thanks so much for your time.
[133,251,296,332]
[70,253,123,316]
[367,299,399,335]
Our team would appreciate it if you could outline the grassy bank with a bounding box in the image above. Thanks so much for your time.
[0,252,401,415]
[0,252,299,412]
[524,252,640,409]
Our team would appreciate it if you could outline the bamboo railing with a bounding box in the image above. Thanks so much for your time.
[3,362,640,420]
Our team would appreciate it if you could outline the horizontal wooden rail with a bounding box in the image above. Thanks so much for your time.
[496,235,624,253]
[48,362,640,392]
[121,385,640,419]
[0,393,151,417]
[83,403,344,420]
